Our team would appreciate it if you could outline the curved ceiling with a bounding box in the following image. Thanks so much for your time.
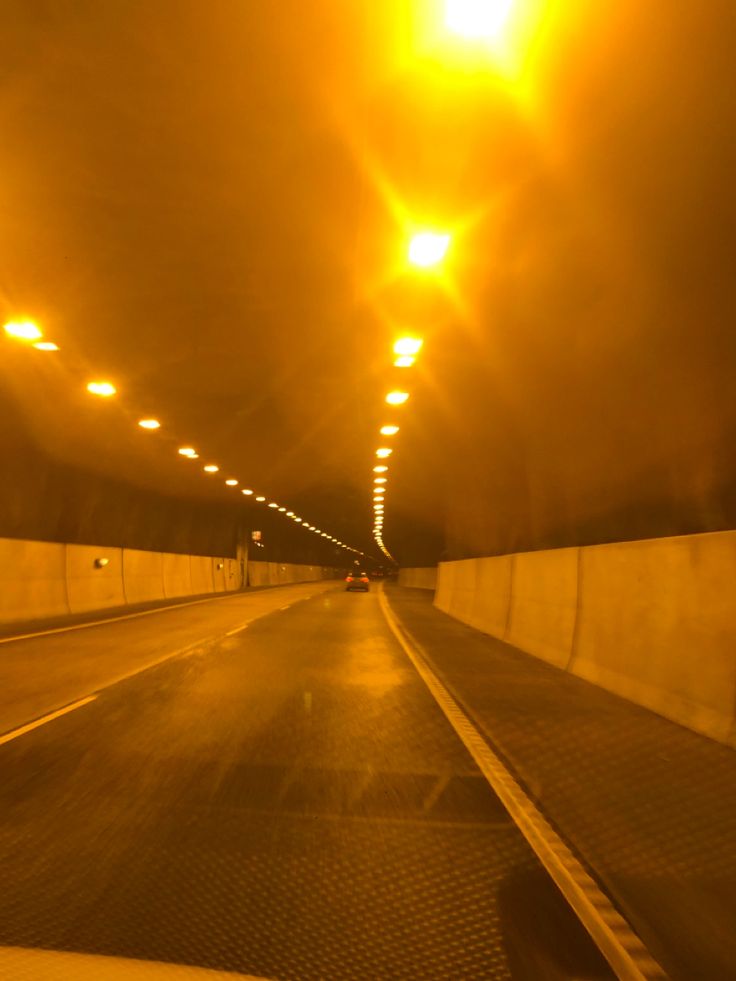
[2,1,735,563]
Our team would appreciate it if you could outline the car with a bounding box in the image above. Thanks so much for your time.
[345,572,370,592]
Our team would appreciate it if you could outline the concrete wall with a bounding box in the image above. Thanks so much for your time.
[398,567,437,590]
[0,537,253,625]
[247,561,334,586]
[435,531,736,746]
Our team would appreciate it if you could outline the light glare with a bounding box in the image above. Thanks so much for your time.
[225,479,238,486]
[138,419,160,430]
[386,391,409,406]
[4,320,42,341]
[204,465,219,473]
[394,337,423,356]
[376,448,392,458]
[445,0,513,39]
[178,447,197,457]
[408,231,450,268]
[380,425,399,436]
[373,465,388,473]
[87,381,116,397]
[394,356,415,367]
[242,489,253,495]
[34,341,59,351]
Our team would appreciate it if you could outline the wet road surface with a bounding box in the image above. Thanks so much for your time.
[0,585,613,980]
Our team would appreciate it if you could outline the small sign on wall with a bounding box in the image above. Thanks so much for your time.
[251,530,262,542]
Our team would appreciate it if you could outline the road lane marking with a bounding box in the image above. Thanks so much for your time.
[0,582,337,647]
[378,585,667,981]
[0,696,97,747]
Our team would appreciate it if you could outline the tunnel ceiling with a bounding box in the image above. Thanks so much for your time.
[2,2,735,564]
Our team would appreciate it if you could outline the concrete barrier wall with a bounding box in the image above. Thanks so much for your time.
[0,538,68,622]
[123,548,165,605]
[398,567,437,590]
[506,547,579,669]
[435,530,736,746]
[66,544,125,613]
[162,552,193,599]
[190,555,215,595]
[248,561,335,586]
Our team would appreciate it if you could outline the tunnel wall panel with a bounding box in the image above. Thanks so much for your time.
[66,544,125,613]
[162,553,193,599]
[506,547,579,669]
[398,567,437,590]
[435,530,736,745]
[571,532,736,745]
[189,555,215,595]
[122,549,165,605]
[0,538,69,623]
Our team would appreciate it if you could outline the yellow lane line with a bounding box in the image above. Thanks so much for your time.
[0,696,97,747]
[378,584,667,981]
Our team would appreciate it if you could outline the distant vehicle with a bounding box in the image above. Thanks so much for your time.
[345,572,370,592]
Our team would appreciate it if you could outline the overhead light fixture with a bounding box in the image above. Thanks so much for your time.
[380,425,399,436]
[178,447,197,457]
[374,477,387,484]
[242,488,253,495]
[373,465,388,473]
[394,356,415,368]
[376,448,392,458]
[268,502,278,508]
[138,419,160,430]
[4,319,42,341]
[87,381,116,397]
[204,464,219,473]
[278,507,286,512]
[445,0,513,39]
[33,341,59,351]
[385,391,409,406]
[408,231,450,268]
[225,479,238,486]
[295,518,303,523]
[393,337,423,357]
[286,511,294,517]
[256,496,266,502]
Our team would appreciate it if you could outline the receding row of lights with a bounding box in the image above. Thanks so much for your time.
[3,319,364,556]
[370,333,426,561]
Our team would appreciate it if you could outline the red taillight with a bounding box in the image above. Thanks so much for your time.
[360,577,369,583]
[345,576,354,582]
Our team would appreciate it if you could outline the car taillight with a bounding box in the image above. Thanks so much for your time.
[360,577,369,582]
[345,576,353,582]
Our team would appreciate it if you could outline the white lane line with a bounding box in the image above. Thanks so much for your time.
[0,696,97,747]
[378,586,667,981]
[225,624,250,636]
[0,582,336,647]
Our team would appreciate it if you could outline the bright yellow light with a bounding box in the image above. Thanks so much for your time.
[278,507,286,512]
[87,381,116,397]
[178,447,197,457]
[268,502,278,509]
[445,0,513,39]
[376,448,392,458]
[394,356,415,367]
[138,419,160,430]
[33,341,59,351]
[393,337,423,358]
[374,477,387,484]
[256,496,266,502]
[295,518,303,523]
[408,232,450,268]
[380,425,399,436]
[242,489,253,495]
[286,511,294,517]
[204,464,219,473]
[225,479,238,486]
[373,465,388,473]
[4,320,42,341]
[374,495,385,501]
[386,391,409,406]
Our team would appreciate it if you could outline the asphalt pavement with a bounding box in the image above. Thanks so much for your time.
[0,584,612,980]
